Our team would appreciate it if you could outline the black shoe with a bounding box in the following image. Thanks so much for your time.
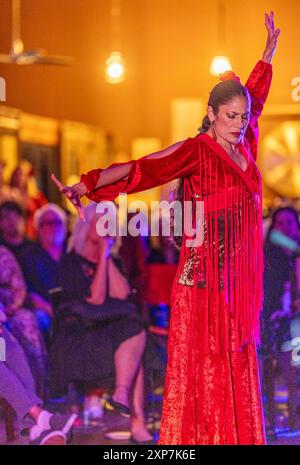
[104,397,131,418]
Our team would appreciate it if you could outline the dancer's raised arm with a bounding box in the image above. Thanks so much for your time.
[243,11,280,159]
[262,11,280,64]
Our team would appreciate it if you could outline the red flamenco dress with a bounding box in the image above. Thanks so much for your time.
[80,60,272,445]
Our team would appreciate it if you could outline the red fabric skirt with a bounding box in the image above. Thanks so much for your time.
[158,282,265,445]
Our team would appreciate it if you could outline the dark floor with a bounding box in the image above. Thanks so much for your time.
[2,417,300,445]
[1,387,300,445]
[0,407,160,446]
[0,389,162,446]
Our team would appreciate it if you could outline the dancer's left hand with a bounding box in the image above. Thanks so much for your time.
[262,11,280,63]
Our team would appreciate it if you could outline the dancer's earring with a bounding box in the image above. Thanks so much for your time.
[211,120,217,141]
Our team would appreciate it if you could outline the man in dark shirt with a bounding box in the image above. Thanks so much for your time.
[0,201,33,261]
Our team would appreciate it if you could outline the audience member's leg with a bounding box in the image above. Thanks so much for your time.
[263,354,277,434]
[278,350,299,430]
[0,327,77,444]
[113,330,146,408]
[0,327,41,425]
[130,365,153,441]
[8,309,47,398]
[4,326,38,396]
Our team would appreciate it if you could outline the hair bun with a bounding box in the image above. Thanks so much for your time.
[219,70,241,84]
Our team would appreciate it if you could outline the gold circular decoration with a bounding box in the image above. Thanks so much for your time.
[261,121,300,198]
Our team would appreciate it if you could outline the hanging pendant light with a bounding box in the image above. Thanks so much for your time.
[209,0,232,76]
[105,51,125,83]
[209,55,232,76]
[105,0,126,84]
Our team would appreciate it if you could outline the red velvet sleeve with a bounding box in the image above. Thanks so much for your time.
[244,60,273,160]
[80,136,198,202]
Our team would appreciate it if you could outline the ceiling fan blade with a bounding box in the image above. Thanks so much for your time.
[3,1,74,67]
[14,54,38,65]
[0,54,14,63]
[34,54,73,66]
[11,49,72,66]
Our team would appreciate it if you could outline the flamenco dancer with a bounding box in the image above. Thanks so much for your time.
[52,12,280,445]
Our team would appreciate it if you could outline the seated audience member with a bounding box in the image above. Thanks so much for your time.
[0,308,76,445]
[9,163,48,239]
[49,205,154,443]
[18,204,68,332]
[110,211,149,322]
[0,201,33,261]
[0,245,47,399]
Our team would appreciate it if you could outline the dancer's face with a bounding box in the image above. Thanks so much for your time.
[207,95,250,146]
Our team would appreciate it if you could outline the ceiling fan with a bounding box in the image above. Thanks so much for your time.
[0,0,73,65]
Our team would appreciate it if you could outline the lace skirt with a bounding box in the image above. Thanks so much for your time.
[158,282,265,445]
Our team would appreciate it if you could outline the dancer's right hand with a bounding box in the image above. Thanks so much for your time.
[262,11,280,63]
[51,173,87,221]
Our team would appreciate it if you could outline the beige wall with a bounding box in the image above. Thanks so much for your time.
[0,0,299,157]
